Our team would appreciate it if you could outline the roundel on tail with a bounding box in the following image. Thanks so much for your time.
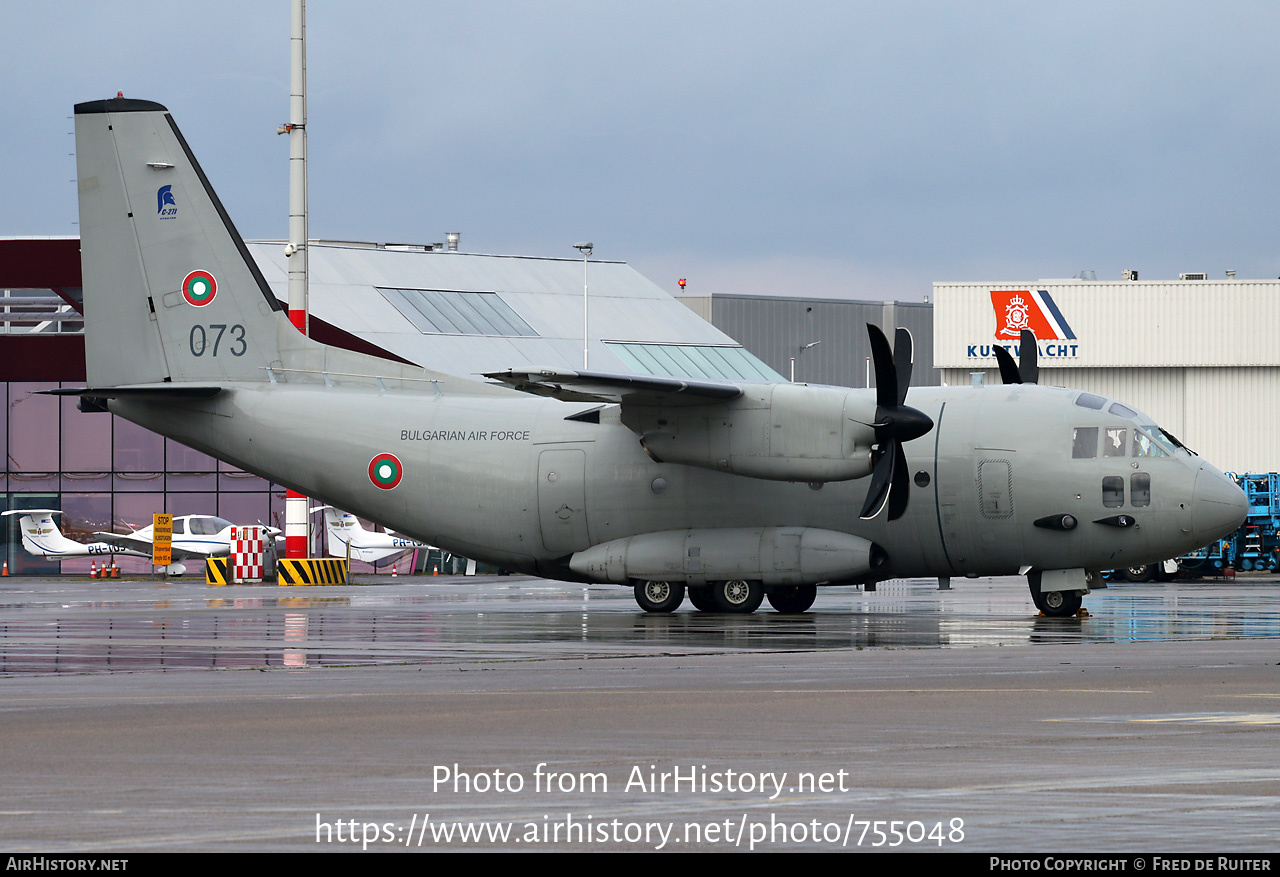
[182,270,217,307]
[368,453,403,490]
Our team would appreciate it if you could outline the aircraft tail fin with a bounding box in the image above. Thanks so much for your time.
[1,510,82,558]
[75,98,285,388]
[74,97,504,396]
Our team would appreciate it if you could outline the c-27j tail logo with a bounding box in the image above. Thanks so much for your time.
[156,184,177,219]
[991,290,1075,341]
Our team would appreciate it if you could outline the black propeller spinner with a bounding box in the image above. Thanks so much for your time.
[993,329,1039,385]
[858,324,934,521]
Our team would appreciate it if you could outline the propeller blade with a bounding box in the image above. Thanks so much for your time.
[993,345,1023,384]
[1019,329,1038,384]
[887,442,911,521]
[866,324,897,411]
[859,447,894,520]
[892,327,913,406]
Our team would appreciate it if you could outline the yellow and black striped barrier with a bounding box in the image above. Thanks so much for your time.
[205,557,230,586]
[277,558,349,586]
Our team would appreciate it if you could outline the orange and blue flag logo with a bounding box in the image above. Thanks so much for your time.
[991,290,1075,341]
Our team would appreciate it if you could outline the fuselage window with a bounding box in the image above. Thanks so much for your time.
[1103,476,1125,507]
[1072,426,1098,458]
[1075,393,1107,410]
[172,518,186,535]
[1131,473,1151,507]
[1103,428,1127,457]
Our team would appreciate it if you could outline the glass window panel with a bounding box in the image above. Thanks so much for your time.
[1109,402,1137,419]
[9,382,59,472]
[1131,473,1151,507]
[1102,476,1125,508]
[1072,427,1098,459]
[218,493,271,531]
[56,493,113,576]
[220,470,270,491]
[113,418,164,472]
[62,473,109,491]
[1075,393,1106,410]
[604,343,784,382]
[165,438,216,471]
[378,289,536,337]
[167,472,216,491]
[60,394,112,471]
[4,492,62,576]
[1132,429,1169,458]
[166,493,218,519]
[1103,428,1127,457]
[0,384,8,472]
[114,472,164,492]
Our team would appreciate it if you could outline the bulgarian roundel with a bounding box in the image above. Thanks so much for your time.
[368,453,403,490]
[182,270,218,307]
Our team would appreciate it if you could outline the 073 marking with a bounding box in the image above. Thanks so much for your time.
[189,323,246,357]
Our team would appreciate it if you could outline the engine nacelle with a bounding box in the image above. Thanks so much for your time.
[569,527,886,586]
[623,383,878,483]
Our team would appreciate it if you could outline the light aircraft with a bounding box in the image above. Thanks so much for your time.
[60,97,1248,615]
[3,508,282,575]
[2,509,151,562]
[319,506,432,564]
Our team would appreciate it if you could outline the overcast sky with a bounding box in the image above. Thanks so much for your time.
[4,1,1279,300]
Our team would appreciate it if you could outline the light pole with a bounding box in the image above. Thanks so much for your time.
[573,242,593,369]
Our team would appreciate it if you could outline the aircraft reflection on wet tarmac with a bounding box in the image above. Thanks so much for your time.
[0,574,1277,675]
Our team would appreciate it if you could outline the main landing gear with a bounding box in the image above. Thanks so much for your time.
[1027,576,1085,617]
[633,580,816,614]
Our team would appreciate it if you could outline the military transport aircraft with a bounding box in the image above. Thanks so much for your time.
[59,97,1248,615]
[319,507,432,564]
[3,508,281,575]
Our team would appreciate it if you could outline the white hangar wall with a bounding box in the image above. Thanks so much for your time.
[933,279,1280,474]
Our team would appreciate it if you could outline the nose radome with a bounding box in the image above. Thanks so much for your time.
[1192,465,1247,544]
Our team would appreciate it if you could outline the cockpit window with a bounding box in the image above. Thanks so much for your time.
[1108,402,1137,418]
[1075,393,1106,410]
[172,518,186,535]
[1132,428,1170,458]
[1103,427,1127,457]
[1072,427,1098,458]
[189,516,233,535]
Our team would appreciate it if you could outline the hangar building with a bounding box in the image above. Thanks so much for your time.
[931,278,1280,474]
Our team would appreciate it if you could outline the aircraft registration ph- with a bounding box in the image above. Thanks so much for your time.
[3,508,281,575]
[58,97,1247,615]
[320,507,432,564]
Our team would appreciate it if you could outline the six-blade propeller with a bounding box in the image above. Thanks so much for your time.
[858,324,935,521]
[993,329,1039,385]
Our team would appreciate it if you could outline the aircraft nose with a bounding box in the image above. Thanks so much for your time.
[1191,465,1247,544]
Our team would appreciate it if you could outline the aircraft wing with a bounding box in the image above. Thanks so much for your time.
[90,532,159,556]
[92,532,214,561]
[482,369,743,407]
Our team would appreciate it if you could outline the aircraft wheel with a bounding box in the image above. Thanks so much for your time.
[1123,564,1156,583]
[710,579,764,613]
[766,584,817,614]
[1039,588,1083,618]
[687,587,716,612]
[633,580,685,613]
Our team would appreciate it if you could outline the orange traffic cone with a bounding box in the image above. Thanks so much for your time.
[432,564,439,576]
[90,561,98,579]
[111,562,120,579]
[2,561,8,576]
[391,562,397,577]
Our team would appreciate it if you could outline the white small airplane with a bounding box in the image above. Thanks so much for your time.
[320,507,433,564]
[4,509,282,575]
[3,509,151,562]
